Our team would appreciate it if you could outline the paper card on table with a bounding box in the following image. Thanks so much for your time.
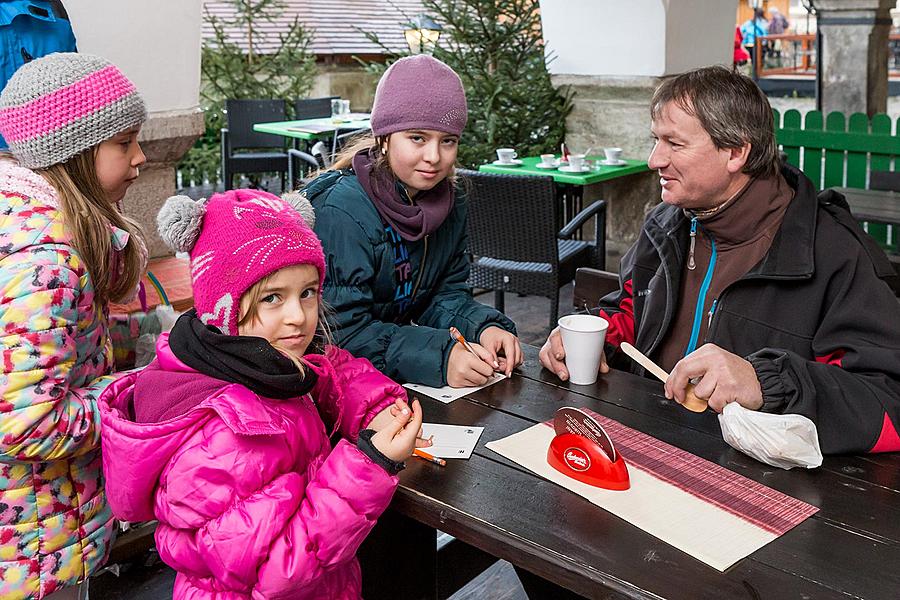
[420,423,484,459]
[404,373,505,404]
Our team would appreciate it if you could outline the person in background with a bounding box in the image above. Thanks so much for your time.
[0,53,148,600]
[303,55,522,388]
[741,7,769,69]
[768,7,790,35]
[100,189,425,599]
[540,66,900,456]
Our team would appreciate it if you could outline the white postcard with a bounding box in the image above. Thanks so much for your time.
[420,423,485,459]
[404,372,506,404]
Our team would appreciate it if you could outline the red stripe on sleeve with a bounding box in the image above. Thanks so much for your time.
[815,349,845,367]
[870,413,900,453]
[600,278,635,348]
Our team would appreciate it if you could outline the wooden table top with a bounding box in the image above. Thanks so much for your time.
[833,186,900,225]
[393,345,900,599]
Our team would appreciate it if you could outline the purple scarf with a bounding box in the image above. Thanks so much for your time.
[352,148,455,241]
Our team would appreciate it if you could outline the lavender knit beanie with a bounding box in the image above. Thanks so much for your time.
[0,53,147,169]
[370,55,467,137]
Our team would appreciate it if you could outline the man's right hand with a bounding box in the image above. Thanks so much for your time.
[539,326,609,382]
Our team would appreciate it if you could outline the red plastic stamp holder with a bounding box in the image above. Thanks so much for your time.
[546,407,630,491]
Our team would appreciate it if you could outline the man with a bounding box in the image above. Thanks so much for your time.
[540,66,900,455]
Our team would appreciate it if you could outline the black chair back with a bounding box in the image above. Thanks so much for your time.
[294,96,338,120]
[459,169,560,266]
[225,99,287,149]
[870,170,900,192]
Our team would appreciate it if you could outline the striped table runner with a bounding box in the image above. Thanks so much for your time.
[486,410,818,571]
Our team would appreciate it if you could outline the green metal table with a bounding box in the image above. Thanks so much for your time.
[479,156,650,236]
[253,115,372,141]
[478,155,649,184]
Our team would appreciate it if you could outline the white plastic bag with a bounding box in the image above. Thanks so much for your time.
[718,402,823,470]
[134,305,180,368]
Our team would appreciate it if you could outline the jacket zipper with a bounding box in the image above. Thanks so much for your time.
[685,219,717,356]
[688,218,698,270]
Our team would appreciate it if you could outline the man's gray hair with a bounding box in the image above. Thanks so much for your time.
[650,65,778,179]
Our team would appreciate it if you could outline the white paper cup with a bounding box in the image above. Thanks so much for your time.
[558,315,609,385]
[569,153,586,169]
[603,147,623,162]
[496,148,517,163]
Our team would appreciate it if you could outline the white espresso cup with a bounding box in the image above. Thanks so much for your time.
[558,315,609,385]
[540,153,556,166]
[496,148,517,163]
[568,154,586,170]
[604,147,623,163]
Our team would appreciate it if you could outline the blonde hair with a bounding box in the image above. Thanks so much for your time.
[237,271,334,374]
[37,148,146,305]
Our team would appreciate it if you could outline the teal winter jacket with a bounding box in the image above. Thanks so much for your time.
[305,170,516,386]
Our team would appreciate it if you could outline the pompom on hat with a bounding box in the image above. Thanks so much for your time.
[157,189,325,336]
[0,53,147,169]
[370,54,467,137]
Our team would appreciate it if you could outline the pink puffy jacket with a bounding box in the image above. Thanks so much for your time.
[98,334,405,599]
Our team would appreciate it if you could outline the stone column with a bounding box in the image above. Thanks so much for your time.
[815,0,895,117]
[539,0,738,268]
[65,1,205,257]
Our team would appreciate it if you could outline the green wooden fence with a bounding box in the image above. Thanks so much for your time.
[774,108,898,252]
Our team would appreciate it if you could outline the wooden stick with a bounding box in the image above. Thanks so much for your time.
[619,343,708,413]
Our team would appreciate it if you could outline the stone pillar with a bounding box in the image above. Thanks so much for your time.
[539,0,738,267]
[815,0,895,117]
[65,1,205,258]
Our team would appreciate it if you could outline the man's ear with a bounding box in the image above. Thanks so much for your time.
[725,143,751,174]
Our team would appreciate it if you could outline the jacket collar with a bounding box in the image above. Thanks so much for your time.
[645,163,816,280]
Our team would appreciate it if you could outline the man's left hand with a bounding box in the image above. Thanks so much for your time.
[665,343,763,412]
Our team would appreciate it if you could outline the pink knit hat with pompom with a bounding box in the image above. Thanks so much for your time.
[157,189,324,336]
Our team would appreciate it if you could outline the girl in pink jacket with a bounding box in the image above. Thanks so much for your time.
[99,189,424,599]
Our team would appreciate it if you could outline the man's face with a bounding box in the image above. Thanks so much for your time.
[648,102,739,211]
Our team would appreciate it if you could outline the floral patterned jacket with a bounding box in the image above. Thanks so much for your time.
[0,161,117,600]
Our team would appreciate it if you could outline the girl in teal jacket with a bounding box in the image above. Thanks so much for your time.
[305,55,521,388]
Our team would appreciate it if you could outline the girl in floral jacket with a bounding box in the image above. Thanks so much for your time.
[100,189,424,599]
[0,54,148,599]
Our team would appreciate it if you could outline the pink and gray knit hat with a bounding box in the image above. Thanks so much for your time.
[157,189,325,336]
[370,55,467,137]
[0,53,147,169]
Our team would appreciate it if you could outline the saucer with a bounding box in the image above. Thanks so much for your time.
[493,159,523,166]
[535,162,559,169]
[601,159,627,166]
[559,165,591,173]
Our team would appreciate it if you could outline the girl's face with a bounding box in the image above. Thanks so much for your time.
[95,126,146,204]
[386,129,459,196]
[238,264,320,357]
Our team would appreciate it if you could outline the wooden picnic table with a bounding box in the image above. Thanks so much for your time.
[833,186,900,226]
[363,344,900,599]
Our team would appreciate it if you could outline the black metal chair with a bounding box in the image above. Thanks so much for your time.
[460,169,607,330]
[221,99,289,191]
[293,96,338,120]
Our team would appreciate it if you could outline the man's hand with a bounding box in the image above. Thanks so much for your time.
[479,326,523,377]
[665,343,763,412]
[539,326,608,382]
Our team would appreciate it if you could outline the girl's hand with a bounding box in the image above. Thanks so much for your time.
[370,399,424,462]
[447,341,495,387]
[479,327,523,377]
[370,398,432,447]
